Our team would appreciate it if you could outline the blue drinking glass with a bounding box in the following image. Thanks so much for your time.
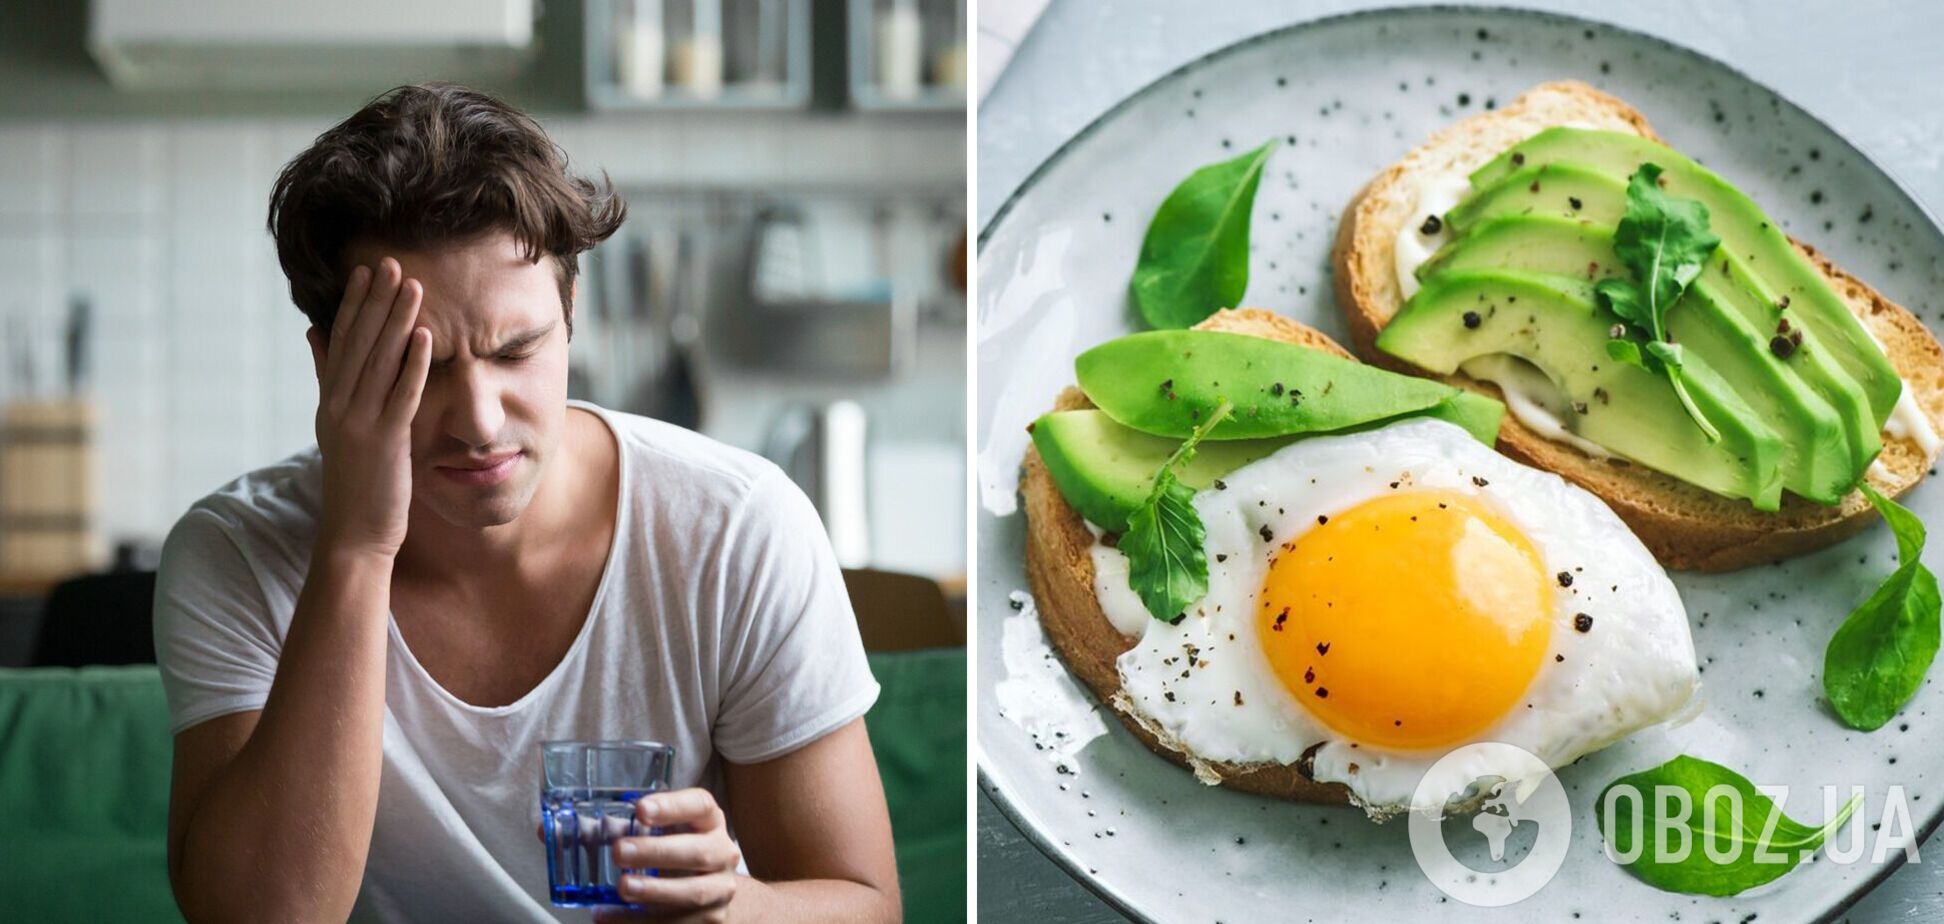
[540,740,676,907]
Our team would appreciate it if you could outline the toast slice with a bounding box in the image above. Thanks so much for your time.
[1332,80,1944,571]
[1021,308,1355,805]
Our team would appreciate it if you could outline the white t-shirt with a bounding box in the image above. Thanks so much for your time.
[152,400,880,923]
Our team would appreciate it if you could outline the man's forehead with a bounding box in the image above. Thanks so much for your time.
[342,231,551,279]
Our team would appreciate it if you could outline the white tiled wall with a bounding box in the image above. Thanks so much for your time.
[0,113,964,555]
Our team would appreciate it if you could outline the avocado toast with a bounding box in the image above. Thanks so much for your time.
[1333,80,1944,570]
[1023,308,1387,804]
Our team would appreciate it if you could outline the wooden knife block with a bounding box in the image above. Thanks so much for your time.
[0,399,98,580]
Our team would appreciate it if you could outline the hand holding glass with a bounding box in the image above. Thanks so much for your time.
[540,740,676,907]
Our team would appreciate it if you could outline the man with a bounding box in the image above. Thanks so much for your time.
[153,83,900,923]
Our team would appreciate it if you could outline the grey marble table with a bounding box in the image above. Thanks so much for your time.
[975,1,1944,920]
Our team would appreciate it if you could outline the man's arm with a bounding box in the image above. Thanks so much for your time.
[167,548,396,921]
[596,719,901,923]
[165,259,431,923]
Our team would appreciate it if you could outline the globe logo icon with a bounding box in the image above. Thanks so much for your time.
[1407,742,1573,907]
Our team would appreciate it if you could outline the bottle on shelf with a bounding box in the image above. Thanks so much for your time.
[876,0,923,101]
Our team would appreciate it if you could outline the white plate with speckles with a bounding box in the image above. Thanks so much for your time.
[975,6,1944,923]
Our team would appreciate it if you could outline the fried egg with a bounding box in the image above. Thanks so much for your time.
[1088,417,1699,817]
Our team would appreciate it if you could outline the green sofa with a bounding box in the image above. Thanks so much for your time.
[0,649,964,922]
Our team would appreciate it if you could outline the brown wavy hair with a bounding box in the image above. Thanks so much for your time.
[269,82,625,338]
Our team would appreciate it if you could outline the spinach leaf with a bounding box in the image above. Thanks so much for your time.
[1594,163,1723,441]
[1596,755,1861,896]
[1122,400,1234,622]
[1824,483,1942,730]
[1129,141,1275,329]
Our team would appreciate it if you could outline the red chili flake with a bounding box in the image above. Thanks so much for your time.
[1273,608,1289,632]
[1777,318,1791,334]
[1304,667,1315,684]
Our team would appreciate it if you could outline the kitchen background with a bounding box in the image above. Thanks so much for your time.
[0,0,968,656]
[0,5,968,917]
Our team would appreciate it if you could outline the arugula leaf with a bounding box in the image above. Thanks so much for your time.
[1594,163,1723,441]
[1596,755,1861,896]
[1121,400,1235,623]
[1129,141,1276,330]
[1824,483,1942,730]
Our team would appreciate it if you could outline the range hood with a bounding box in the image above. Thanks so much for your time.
[88,0,538,91]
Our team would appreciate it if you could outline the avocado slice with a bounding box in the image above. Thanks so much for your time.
[1031,409,1297,533]
[1377,269,1785,510]
[1444,162,1628,235]
[1419,215,1859,504]
[1030,395,1505,533]
[1468,128,1901,426]
[1701,245,1882,474]
[1439,171,1883,479]
[1074,329,1500,441]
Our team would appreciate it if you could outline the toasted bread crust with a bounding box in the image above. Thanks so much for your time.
[1330,81,1944,571]
[1021,309,1355,804]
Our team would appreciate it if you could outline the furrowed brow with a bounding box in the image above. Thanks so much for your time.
[492,322,557,355]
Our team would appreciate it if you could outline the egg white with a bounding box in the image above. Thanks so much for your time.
[1091,418,1700,816]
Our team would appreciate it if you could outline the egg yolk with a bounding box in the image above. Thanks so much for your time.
[1257,490,1553,751]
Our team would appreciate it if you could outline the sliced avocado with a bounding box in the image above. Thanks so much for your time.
[1031,396,1504,532]
[1702,246,1882,474]
[1444,162,1628,235]
[1377,269,1784,510]
[1417,215,1627,283]
[1468,127,1901,425]
[1444,172,1881,477]
[1074,329,1493,441]
[1031,409,1296,533]
[1419,215,1857,503]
